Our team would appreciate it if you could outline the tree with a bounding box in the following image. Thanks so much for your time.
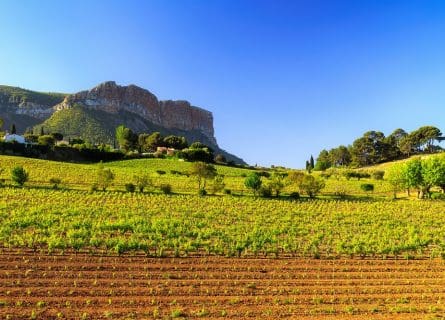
[211,175,226,194]
[40,126,45,136]
[329,146,351,167]
[96,163,115,191]
[51,133,64,141]
[38,135,56,147]
[386,164,408,199]
[11,166,29,186]
[310,155,315,170]
[115,125,137,152]
[163,135,188,150]
[10,123,16,134]
[350,131,389,166]
[268,172,287,197]
[244,172,262,198]
[405,157,423,198]
[421,156,445,198]
[299,174,325,198]
[314,150,331,171]
[0,117,3,131]
[190,161,217,192]
[139,132,162,152]
[133,174,152,192]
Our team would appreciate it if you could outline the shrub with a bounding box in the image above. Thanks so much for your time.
[289,192,300,200]
[223,189,232,195]
[49,177,62,189]
[125,183,136,193]
[259,185,272,198]
[11,166,29,186]
[90,183,98,192]
[160,184,172,194]
[360,183,374,193]
[96,164,114,191]
[431,192,445,200]
[133,174,152,192]
[299,175,325,198]
[198,188,207,196]
[38,135,56,147]
[372,170,385,180]
[244,172,262,197]
[156,170,166,175]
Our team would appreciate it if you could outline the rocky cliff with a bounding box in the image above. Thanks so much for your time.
[55,81,216,144]
[0,82,245,164]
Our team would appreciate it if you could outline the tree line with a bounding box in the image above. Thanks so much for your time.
[314,126,443,170]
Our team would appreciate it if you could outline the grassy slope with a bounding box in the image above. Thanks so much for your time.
[0,85,66,107]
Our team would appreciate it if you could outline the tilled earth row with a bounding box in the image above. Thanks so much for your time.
[1,250,445,319]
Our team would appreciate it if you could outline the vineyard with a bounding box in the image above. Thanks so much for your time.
[2,155,445,318]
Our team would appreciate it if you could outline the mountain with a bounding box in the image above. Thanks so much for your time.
[0,82,245,164]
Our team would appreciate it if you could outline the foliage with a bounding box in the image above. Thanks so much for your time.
[244,172,262,197]
[159,183,172,194]
[38,135,56,147]
[299,174,325,198]
[49,177,62,189]
[125,183,136,193]
[190,162,217,191]
[360,183,374,193]
[133,174,152,192]
[11,166,29,186]
[96,163,115,191]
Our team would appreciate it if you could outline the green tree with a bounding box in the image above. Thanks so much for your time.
[211,175,226,194]
[115,125,137,152]
[190,161,217,192]
[386,164,408,199]
[405,157,423,198]
[421,156,445,198]
[314,149,331,171]
[133,174,152,192]
[268,172,287,197]
[0,117,3,131]
[299,174,325,198]
[38,135,56,147]
[96,163,115,191]
[11,166,29,186]
[10,123,17,134]
[163,135,188,150]
[244,172,262,198]
[329,145,352,167]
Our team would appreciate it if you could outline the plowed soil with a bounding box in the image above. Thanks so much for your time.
[1,250,445,319]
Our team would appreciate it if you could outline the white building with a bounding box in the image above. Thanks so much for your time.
[3,134,26,144]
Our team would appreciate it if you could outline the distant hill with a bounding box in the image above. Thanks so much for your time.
[0,82,245,164]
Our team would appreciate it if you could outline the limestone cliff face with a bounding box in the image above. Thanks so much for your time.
[54,81,216,143]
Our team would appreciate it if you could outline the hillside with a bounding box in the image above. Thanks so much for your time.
[0,85,66,132]
[0,82,245,164]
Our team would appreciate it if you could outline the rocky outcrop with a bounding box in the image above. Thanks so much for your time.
[54,81,216,143]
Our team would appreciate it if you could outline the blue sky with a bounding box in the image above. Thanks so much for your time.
[0,0,444,168]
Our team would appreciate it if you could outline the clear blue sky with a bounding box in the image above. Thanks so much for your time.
[1,0,444,168]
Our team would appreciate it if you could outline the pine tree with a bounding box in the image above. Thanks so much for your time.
[310,155,315,169]
[40,127,45,136]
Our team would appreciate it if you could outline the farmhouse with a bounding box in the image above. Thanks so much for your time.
[156,146,176,156]
[3,134,26,144]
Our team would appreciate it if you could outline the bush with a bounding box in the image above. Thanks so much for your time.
[259,185,272,198]
[125,183,136,193]
[372,170,385,180]
[49,177,62,189]
[198,188,207,196]
[90,183,98,192]
[160,184,172,194]
[289,192,300,200]
[38,135,56,147]
[360,183,374,193]
[223,189,232,195]
[11,166,29,186]
[156,170,166,175]
[431,192,445,200]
